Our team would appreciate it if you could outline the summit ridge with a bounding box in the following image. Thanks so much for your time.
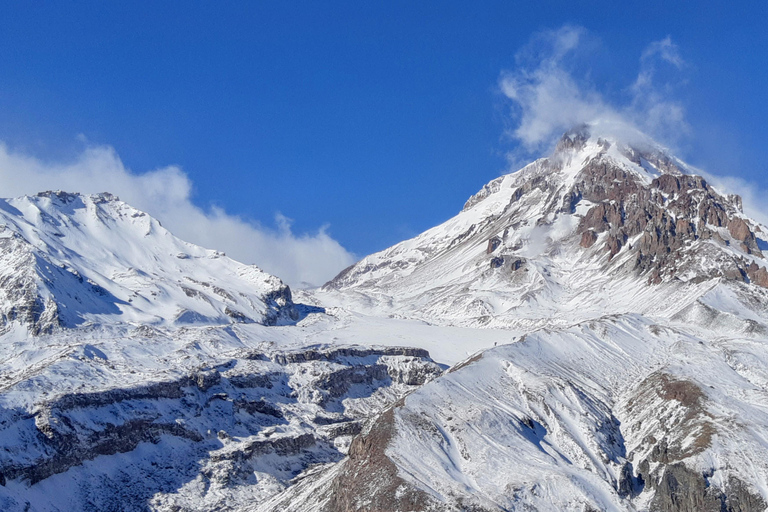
[321,125,768,329]
[0,191,297,334]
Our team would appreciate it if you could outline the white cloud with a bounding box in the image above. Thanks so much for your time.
[499,26,768,235]
[500,27,690,159]
[500,26,612,153]
[0,141,356,288]
[639,36,685,70]
[629,36,690,146]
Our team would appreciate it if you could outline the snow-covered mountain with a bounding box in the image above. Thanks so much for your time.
[0,192,445,511]
[265,125,768,511]
[0,191,297,332]
[3,125,768,511]
[321,125,768,330]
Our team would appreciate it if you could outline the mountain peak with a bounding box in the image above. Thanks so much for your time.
[322,127,768,328]
[554,123,592,153]
[0,192,298,334]
[34,190,118,202]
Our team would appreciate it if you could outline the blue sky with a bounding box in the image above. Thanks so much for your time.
[0,1,766,285]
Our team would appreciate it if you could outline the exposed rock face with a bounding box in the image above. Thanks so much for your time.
[270,346,431,365]
[748,263,768,287]
[649,464,765,512]
[651,463,722,512]
[573,157,765,283]
[580,229,598,248]
[262,285,300,325]
[0,234,63,335]
[486,236,501,254]
[463,176,506,211]
[209,432,317,464]
[0,344,442,508]
[323,405,442,512]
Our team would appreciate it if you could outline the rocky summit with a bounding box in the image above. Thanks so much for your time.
[2,125,768,511]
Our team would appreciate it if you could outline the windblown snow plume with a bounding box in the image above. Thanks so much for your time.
[499,25,768,228]
[500,26,689,160]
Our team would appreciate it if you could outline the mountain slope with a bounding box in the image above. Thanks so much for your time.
[0,191,297,333]
[321,126,768,330]
[264,125,768,511]
[265,313,768,511]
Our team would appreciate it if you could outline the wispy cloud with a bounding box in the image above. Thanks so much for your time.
[0,142,356,287]
[500,26,690,161]
[630,36,690,146]
[499,27,768,231]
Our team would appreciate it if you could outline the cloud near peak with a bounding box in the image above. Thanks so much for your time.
[0,142,356,288]
[498,26,768,230]
[500,26,690,159]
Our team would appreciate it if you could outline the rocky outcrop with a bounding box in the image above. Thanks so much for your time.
[262,285,300,325]
[315,365,390,405]
[619,372,766,511]
[209,433,317,463]
[270,346,432,365]
[462,176,506,211]
[489,254,525,271]
[486,236,502,254]
[323,405,443,512]
[649,464,765,512]
[554,123,591,154]
[625,373,714,468]
[0,345,441,491]
[573,153,766,285]
[745,262,768,287]
[0,235,61,335]
[15,419,204,485]
[581,229,599,248]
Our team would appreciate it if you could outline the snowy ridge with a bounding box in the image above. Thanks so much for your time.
[320,125,768,329]
[0,191,297,332]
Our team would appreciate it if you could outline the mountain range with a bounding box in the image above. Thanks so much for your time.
[1,125,768,511]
